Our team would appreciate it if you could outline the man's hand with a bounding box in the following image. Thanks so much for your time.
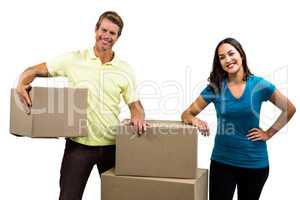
[16,84,32,114]
[129,116,148,136]
[16,63,49,114]
[128,101,147,135]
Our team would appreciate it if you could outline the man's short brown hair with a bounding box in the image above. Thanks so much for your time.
[95,11,124,36]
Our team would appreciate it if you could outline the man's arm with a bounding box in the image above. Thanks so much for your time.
[16,62,49,109]
[128,100,146,135]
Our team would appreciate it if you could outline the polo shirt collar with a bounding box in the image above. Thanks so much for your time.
[88,47,119,66]
[88,48,98,60]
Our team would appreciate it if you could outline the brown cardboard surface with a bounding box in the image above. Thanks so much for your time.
[10,87,88,138]
[116,120,198,178]
[101,168,208,200]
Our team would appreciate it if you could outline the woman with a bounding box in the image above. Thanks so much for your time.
[181,38,296,200]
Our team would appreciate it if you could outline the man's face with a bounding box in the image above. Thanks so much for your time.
[95,18,120,51]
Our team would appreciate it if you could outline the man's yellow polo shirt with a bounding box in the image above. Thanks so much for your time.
[46,48,138,146]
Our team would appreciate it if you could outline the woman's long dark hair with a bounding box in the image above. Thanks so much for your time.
[208,38,252,93]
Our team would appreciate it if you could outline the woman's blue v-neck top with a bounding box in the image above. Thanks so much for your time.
[200,75,276,168]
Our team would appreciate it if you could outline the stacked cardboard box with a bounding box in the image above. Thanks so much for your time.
[101,120,208,200]
[102,168,208,200]
[10,87,88,137]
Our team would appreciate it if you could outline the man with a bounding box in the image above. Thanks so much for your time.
[16,11,146,200]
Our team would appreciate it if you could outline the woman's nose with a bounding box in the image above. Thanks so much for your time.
[225,55,231,63]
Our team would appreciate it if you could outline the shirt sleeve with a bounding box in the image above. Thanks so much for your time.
[200,85,217,104]
[258,78,276,101]
[46,52,75,77]
[121,65,139,105]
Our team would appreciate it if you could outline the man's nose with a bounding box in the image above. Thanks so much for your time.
[102,32,110,38]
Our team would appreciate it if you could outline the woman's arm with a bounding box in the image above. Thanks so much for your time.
[247,89,296,141]
[181,96,211,136]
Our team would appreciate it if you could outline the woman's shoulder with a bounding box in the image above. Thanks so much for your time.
[247,75,275,91]
[247,74,267,83]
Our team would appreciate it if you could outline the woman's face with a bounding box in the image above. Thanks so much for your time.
[218,43,243,75]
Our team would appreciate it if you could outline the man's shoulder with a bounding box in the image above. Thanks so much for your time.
[54,49,84,60]
[114,56,133,70]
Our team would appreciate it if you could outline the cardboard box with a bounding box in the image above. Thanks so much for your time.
[116,120,198,178]
[10,87,88,138]
[102,168,208,200]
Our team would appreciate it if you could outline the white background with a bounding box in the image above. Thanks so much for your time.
[1,0,299,199]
